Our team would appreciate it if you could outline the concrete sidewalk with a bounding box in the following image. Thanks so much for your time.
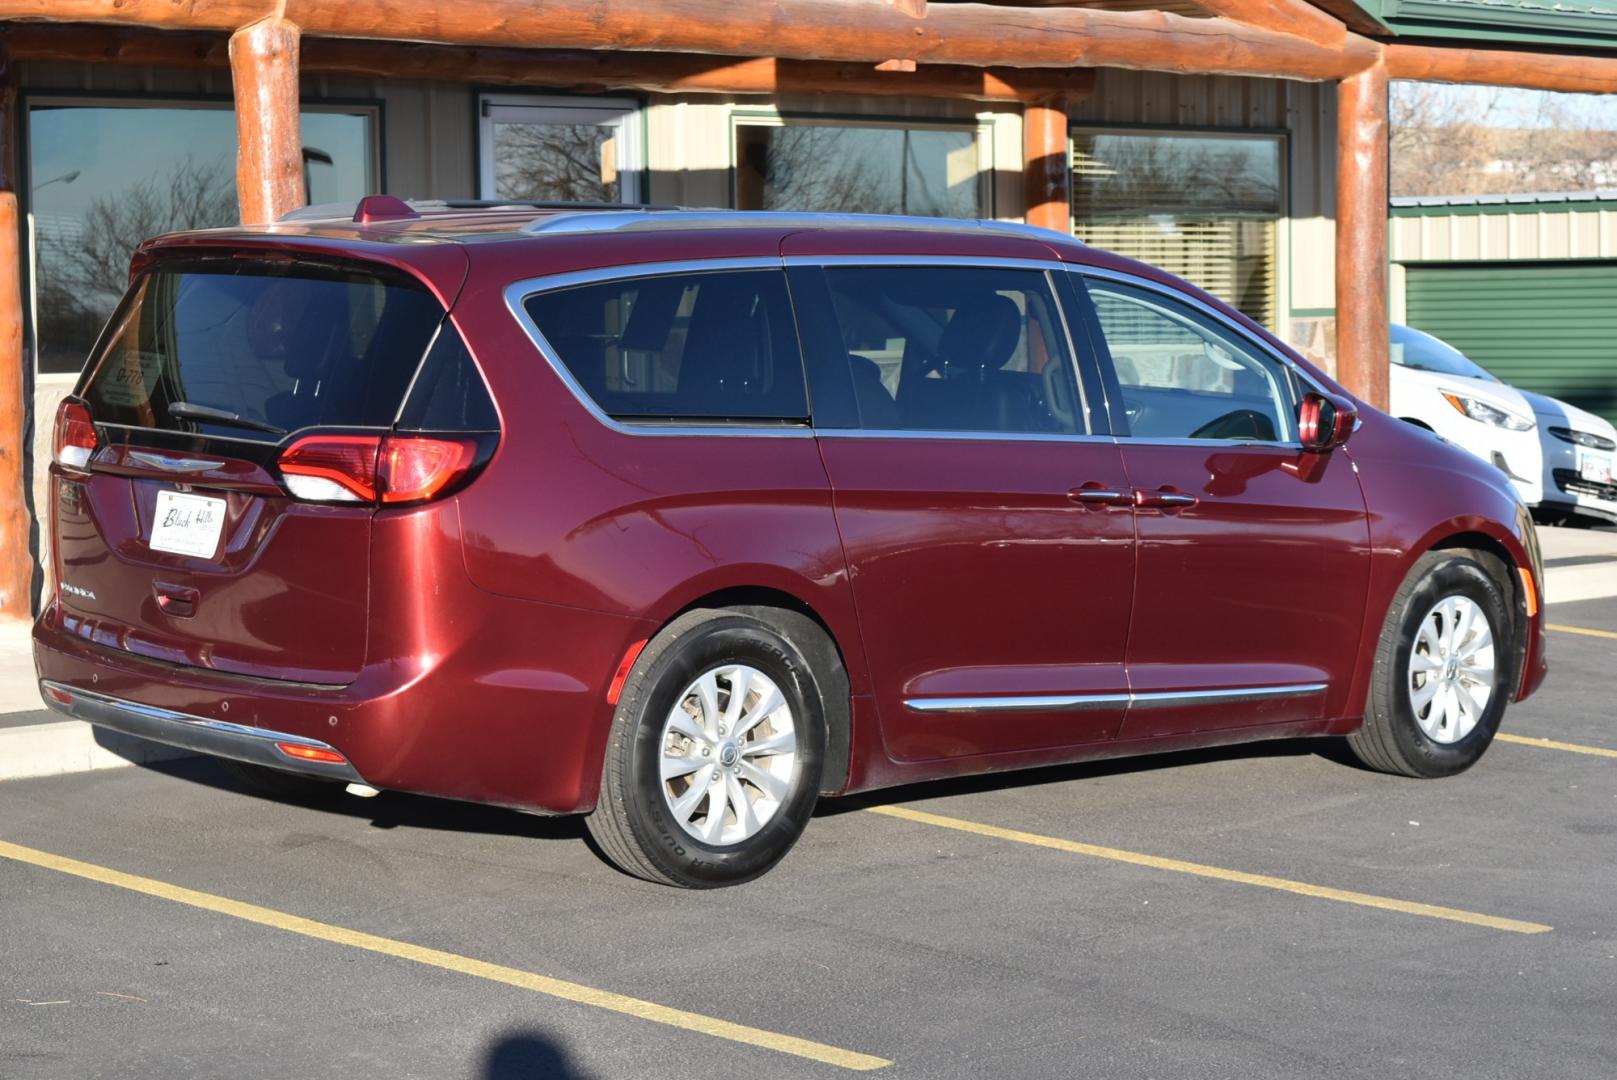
[2,524,1615,785]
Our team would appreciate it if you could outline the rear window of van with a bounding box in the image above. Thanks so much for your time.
[81,257,447,441]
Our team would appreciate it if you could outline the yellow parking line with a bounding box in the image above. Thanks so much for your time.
[867,805,1551,935]
[1496,732,1617,759]
[1547,623,1617,641]
[0,839,890,1072]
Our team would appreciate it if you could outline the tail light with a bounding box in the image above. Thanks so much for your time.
[277,434,478,506]
[52,400,98,471]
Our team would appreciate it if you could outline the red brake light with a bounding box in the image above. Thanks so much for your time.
[53,400,97,471]
[277,435,381,502]
[277,433,478,505]
[379,436,476,504]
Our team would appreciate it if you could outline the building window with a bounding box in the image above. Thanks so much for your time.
[734,117,989,218]
[26,98,378,376]
[1071,130,1282,328]
[478,94,644,205]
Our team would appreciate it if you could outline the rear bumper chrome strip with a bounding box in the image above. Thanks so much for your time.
[904,683,1327,714]
[39,681,366,784]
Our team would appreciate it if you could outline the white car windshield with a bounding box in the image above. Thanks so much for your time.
[1390,324,1500,383]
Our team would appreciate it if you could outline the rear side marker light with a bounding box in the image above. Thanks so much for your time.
[606,639,649,705]
[275,742,349,766]
[277,434,477,506]
[53,400,98,471]
[43,685,74,706]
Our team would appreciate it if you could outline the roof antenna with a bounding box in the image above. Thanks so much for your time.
[353,195,420,224]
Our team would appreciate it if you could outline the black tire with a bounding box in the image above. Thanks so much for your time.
[586,607,834,888]
[218,759,345,802]
[1347,549,1515,778]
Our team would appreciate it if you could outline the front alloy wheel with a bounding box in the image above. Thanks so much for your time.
[1407,595,1497,745]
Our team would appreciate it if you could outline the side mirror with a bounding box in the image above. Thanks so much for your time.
[1298,391,1357,453]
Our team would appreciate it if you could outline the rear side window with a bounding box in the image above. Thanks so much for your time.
[81,258,445,441]
[818,265,1083,435]
[522,269,808,423]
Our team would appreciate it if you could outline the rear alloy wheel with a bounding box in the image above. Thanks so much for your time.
[658,664,799,847]
[1348,550,1514,778]
[587,608,832,887]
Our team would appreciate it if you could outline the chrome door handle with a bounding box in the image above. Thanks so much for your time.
[1068,484,1134,507]
[1134,487,1199,510]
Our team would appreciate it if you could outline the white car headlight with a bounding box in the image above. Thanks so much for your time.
[1441,392,1536,431]
[1548,426,1617,452]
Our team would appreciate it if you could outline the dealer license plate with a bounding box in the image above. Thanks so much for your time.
[150,491,226,558]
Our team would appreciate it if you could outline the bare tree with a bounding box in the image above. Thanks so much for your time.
[1391,82,1617,197]
[494,123,620,203]
[35,155,235,371]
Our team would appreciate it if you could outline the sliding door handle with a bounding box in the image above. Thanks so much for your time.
[1134,486,1199,510]
[1068,483,1134,508]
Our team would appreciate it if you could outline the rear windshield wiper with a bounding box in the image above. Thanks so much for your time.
[168,401,286,436]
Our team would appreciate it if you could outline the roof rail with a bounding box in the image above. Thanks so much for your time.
[523,208,1075,242]
[279,197,687,223]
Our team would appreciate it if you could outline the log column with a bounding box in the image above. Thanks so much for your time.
[1334,60,1389,410]
[0,42,31,619]
[1023,96,1070,233]
[229,17,305,223]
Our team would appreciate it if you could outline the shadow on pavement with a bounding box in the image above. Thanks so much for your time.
[483,1030,594,1080]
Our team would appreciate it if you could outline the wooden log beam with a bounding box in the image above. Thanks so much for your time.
[1023,97,1069,234]
[1,25,1096,103]
[0,42,29,619]
[229,17,304,223]
[1191,0,1347,48]
[1387,42,1617,94]
[1334,60,1389,411]
[0,0,1382,81]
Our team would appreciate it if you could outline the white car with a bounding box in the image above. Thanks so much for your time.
[1518,389,1617,526]
[1389,323,1543,508]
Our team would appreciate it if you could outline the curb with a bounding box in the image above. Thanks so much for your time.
[0,719,193,783]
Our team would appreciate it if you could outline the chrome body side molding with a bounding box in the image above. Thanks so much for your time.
[904,683,1329,715]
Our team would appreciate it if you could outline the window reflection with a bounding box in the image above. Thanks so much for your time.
[1073,131,1282,328]
[735,123,984,218]
[28,102,375,375]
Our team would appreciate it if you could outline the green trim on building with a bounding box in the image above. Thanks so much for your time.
[1392,200,1617,218]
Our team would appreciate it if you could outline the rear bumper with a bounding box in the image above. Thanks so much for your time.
[39,680,367,784]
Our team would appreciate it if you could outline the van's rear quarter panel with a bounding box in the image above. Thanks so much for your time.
[450,269,868,686]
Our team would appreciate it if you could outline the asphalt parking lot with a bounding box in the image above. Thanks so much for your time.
[4,598,1615,1080]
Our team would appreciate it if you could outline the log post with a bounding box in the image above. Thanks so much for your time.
[1023,96,1070,233]
[1334,59,1389,410]
[0,41,30,619]
[229,17,304,224]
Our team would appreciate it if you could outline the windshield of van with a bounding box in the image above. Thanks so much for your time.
[80,257,446,441]
[1390,323,1499,383]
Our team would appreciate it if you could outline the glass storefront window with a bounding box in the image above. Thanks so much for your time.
[734,120,987,218]
[27,100,376,376]
[478,95,644,205]
[1072,130,1283,328]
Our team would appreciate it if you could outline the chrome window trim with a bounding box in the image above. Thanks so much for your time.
[504,256,817,439]
[1070,265,1337,448]
[814,429,1117,445]
[904,682,1327,715]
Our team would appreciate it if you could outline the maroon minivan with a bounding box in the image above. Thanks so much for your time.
[34,200,1548,887]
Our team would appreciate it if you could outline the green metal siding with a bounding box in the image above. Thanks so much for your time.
[1404,262,1617,426]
